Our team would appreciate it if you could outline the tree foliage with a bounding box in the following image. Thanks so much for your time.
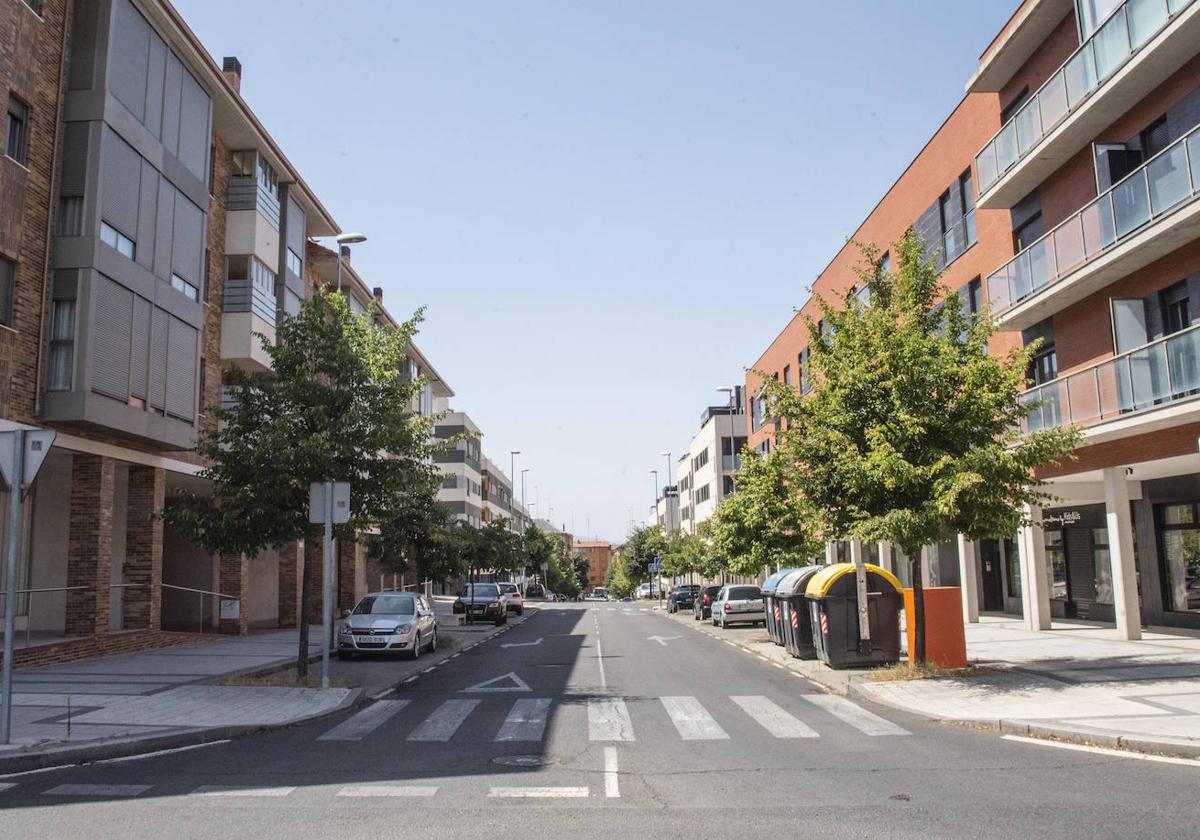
[621,525,667,583]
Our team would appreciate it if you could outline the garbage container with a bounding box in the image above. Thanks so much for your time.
[805,562,903,669]
[775,566,824,659]
[761,568,801,646]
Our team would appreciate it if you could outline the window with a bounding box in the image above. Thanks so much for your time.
[1159,279,1191,335]
[171,273,199,301]
[1139,116,1170,160]
[100,221,135,259]
[257,155,278,198]
[695,483,711,505]
[798,346,812,394]
[1028,344,1057,385]
[1045,528,1068,601]
[1013,212,1044,252]
[287,248,303,277]
[782,364,791,386]
[47,299,75,391]
[6,96,29,165]
[0,257,13,327]
[230,150,255,177]
[1000,87,1030,124]
[1091,527,1114,605]
[22,0,41,13]
[966,277,983,315]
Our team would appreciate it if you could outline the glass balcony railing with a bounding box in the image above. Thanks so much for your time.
[976,0,1195,195]
[1021,323,1200,434]
[987,123,1200,316]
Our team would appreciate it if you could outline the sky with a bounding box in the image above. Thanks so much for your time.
[174,0,1016,543]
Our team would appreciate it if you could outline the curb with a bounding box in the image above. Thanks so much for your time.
[0,608,540,774]
[660,607,1200,761]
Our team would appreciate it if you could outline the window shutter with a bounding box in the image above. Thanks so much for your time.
[164,316,197,421]
[129,296,150,400]
[92,276,132,400]
[149,307,168,409]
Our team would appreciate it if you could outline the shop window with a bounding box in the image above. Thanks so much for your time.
[1004,538,1021,601]
[1091,527,1113,605]
[1045,529,1068,601]
[1159,503,1200,613]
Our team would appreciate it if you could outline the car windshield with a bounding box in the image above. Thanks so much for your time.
[729,587,761,600]
[498,584,517,593]
[463,584,500,598]
[703,586,721,596]
[353,595,416,615]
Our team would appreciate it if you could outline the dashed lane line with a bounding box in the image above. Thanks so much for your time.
[488,786,589,798]
[194,785,297,797]
[337,785,440,797]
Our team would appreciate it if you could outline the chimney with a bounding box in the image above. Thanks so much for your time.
[222,56,242,94]
[339,244,351,263]
[372,287,383,303]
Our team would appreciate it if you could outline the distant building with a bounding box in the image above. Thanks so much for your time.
[676,387,745,534]
[575,541,614,591]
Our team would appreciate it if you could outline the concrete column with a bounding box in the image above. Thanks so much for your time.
[876,542,892,574]
[277,540,303,628]
[824,541,835,565]
[1103,468,1142,641]
[1017,503,1052,631]
[218,553,249,635]
[66,454,115,637]
[123,465,165,630]
[956,534,980,623]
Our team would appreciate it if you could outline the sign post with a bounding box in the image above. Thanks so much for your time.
[310,481,350,689]
[0,428,55,744]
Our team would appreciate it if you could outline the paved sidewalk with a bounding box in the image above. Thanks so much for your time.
[663,607,1200,756]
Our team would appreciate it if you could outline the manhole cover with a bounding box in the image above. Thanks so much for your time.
[492,755,555,767]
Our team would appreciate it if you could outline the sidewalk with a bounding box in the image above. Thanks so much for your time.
[663,607,1200,757]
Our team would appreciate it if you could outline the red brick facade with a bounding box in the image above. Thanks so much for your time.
[65,454,115,636]
[123,465,165,630]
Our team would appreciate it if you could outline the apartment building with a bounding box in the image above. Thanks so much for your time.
[575,540,613,591]
[747,0,1200,640]
[676,388,746,534]
[651,485,680,533]
[434,410,483,527]
[480,455,529,532]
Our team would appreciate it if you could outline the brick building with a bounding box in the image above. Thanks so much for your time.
[746,0,1200,639]
[576,541,613,592]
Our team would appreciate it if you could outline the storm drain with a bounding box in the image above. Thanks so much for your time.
[492,755,556,767]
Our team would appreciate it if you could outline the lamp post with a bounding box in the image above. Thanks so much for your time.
[651,469,659,528]
[717,386,738,500]
[659,451,673,534]
[332,232,367,293]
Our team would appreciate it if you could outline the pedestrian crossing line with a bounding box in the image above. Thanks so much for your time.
[337,785,440,797]
[495,698,552,741]
[194,785,296,797]
[45,784,150,797]
[661,696,729,740]
[318,699,410,742]
[588,698,635,741]
[731,695,819,739]
[489,786,589,798]
[407,699,481,742]
[800,694,911,736]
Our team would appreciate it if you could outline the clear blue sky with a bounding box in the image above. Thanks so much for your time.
[175,0,1015,542]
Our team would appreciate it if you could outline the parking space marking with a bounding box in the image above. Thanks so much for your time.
[318,699,410,742]
[731,695,820,738]
[407,699,480,742]
[800,694,911,736]
[661,696,729,740]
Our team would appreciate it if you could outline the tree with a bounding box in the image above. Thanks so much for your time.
[367,479,455,586]
[764,230,1080,663]
[605,551,635,598]
[621,525,667,584]
[710,447,821,577]
[521,525,557,581]
[163,288,443,676]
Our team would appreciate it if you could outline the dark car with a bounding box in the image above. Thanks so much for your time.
[692,584,723,621]
[524,583,546,600]
[666,584,701,614]
[452,583,509,625]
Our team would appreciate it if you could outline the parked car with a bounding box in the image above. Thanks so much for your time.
[524,583,546,600]
[585,588,609,601]
[452,583,509,625]
[692,584,723,621]
[338,592,438,660]
[497,582,525,615]
[711,585,766,628]
[667,584,701,614]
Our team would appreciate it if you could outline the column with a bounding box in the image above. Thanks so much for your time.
[66,454,115,637]
[337,538,357,613]
[877,541,893,574]
[123,465,165,630]
[218,553,249,635]
[957,534,980,623]
[1102,467,1142,641]
[277,540,303,628]
[1017,503,1052,630]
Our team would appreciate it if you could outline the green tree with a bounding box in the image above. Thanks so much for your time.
[163,288,442,675]
[521,525,557,582]
[764,230,1080,663]
[621,525,667,583]
[605,551,635,598]
[710,447,821,577]
[367,481,455,585]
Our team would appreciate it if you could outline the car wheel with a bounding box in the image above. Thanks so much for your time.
[517,607,524,616]
[410,633,422,660]
[427,629,437,652]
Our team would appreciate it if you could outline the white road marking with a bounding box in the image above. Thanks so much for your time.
[488,786,589,798]
[495,698,552,741]
[800,694,910,736]
[370,688,395,700]
[661,696,729,740]
[422,666,436,673]
[337,785,440,797]
[501,637,543,648]
[194,786,296,797]
[647,635,681,646]
[45,784,150,797]
[1002,735,1200,766]
[0,783,17,792]
[317,700,410,742]
[403,676,418,683]
[731,695,819,738]
[604,747,620,798]
[588,698,634,741]
[407,699,480,742]
[463,672,531,693]
[93,740,232,763]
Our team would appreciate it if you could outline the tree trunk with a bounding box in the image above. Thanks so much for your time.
[297,535,313,678]
[911,551,926,666]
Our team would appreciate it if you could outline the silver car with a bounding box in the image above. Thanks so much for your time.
[711,585,765,629]
[338,592,438,660]
[497,582,524,615]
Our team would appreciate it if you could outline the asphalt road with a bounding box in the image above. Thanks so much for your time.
[0,602,1195,839]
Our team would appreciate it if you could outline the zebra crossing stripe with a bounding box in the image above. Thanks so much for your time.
[337,786,439,797]
[495,698,552,741]
[488,786,589,798]
[660,696,729,740]
[588,698,634,741]
[800,694,910,736]
[731,695,819,738]
[318,700,410,742]
[194,786,296,797]
[407,699,480,742]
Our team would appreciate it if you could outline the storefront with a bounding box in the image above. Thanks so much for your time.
[1039,505,1138,623]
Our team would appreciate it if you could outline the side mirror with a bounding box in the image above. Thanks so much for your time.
[342,609,352,618]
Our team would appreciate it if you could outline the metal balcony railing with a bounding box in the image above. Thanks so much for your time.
[1020,323,1200,433]
[976,0,1195,195]
[988,123,1200,315]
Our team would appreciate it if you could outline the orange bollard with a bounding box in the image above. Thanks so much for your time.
[903,587,967,669]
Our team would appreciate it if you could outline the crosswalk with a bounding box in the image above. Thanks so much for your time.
[317,692,909,745]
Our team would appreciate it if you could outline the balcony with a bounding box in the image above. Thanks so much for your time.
[987,123,1200,330]
[1021,323,1200,441]
[969,0,1076,93]
[976,0,1200,209]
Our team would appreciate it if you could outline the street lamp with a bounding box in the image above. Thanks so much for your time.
[717,386,738,499]
[651,469,659,527]
[333,232,367,293]
[659,451,673,534]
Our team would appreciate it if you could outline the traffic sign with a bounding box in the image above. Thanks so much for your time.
[0,429,55,492]
[309,481,351,524]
